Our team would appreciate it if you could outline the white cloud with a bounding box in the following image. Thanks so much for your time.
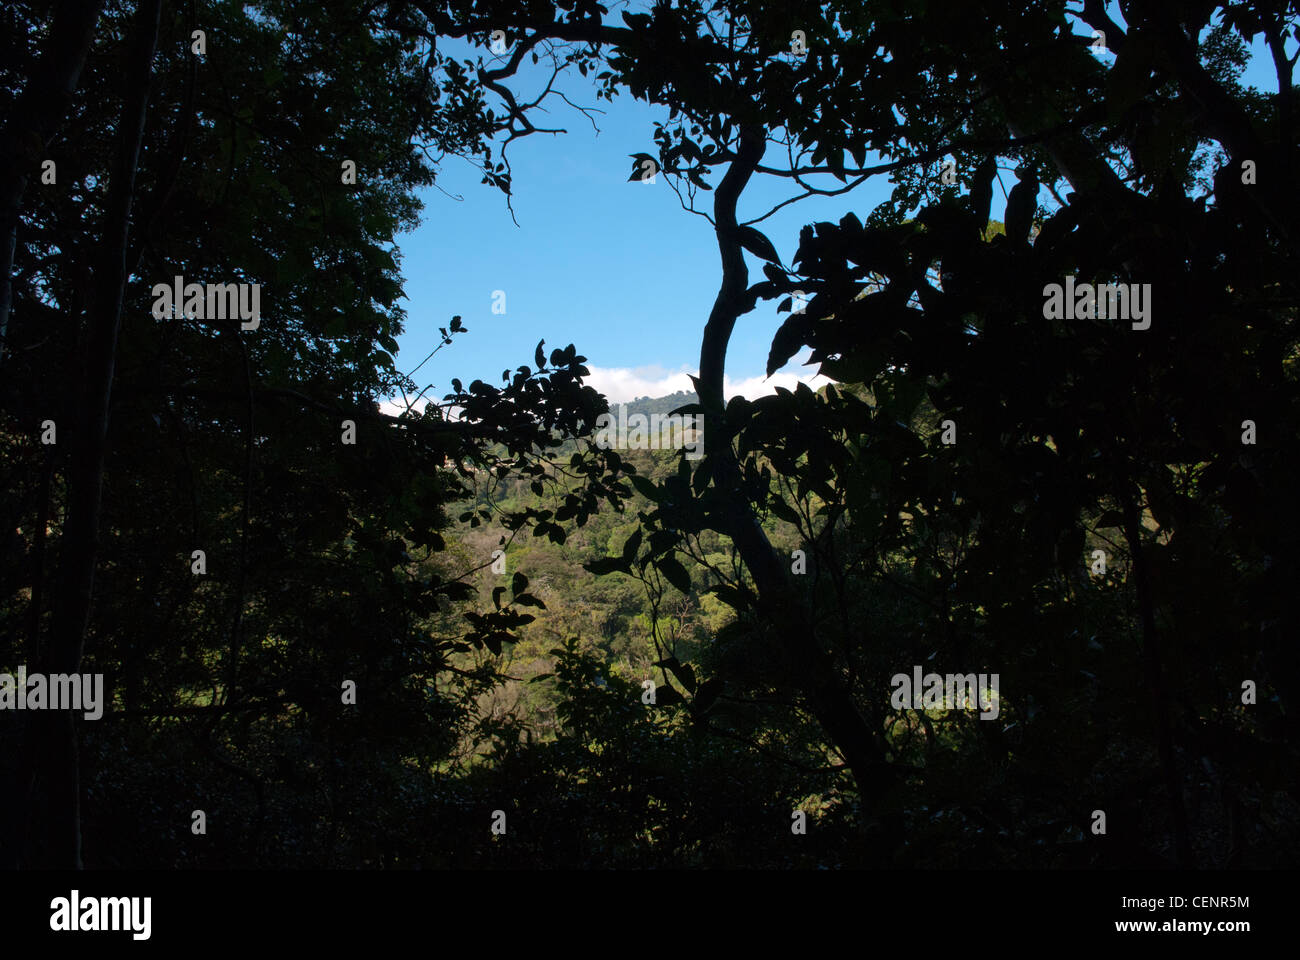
[377,352,832,417]
[581,365,696,403]
[377,394,433,418]
[725,368,834,400]
[583,355,830,404]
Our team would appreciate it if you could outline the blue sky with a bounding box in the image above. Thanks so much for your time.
[387,16,1286,409]
[390,49,870,407]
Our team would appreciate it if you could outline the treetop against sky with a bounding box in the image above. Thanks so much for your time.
[387,3,1285,408]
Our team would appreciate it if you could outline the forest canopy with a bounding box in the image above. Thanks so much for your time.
[1,0,1297,870]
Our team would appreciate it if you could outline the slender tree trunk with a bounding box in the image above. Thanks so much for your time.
[0,0,105,361]
[1121,487,1193,867]
[26,452,55,667]
[697,124,894,817]
[31,0,162,869]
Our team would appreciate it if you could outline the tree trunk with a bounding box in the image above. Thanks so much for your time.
[696,124,895,818]
[1121,486,1193,867]
[0,0,105,361]
[26,0,162,869]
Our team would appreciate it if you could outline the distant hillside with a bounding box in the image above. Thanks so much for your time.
[615,389,698,418]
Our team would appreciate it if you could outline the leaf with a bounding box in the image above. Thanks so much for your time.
[691,456,711,496]
[535,339,546,369]
[768,497,802,525]
[1005,168,1039,244]
[969,155,997,227]
[828,151,847,182]
[737,226,781,264]
[654,684,685,706]
[705,582,749,611]
[584,556,629,575]
[484,632,512,656]
[658,556,691,594]
[511,572,529,596]
[628,152,657,181]
[655,657,696,694]
[1096,510,1125,528]
[767,314,808,376]
[629,474,660,500]
[621,527,642,563]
